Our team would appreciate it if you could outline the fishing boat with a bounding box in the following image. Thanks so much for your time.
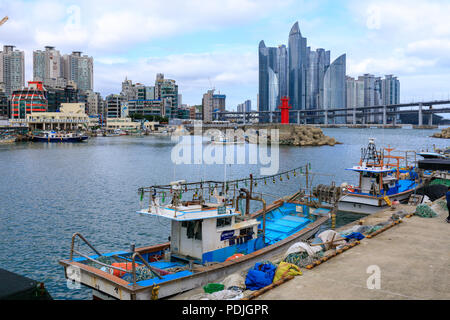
[0,136,15,144]
[338,138,422,214]
[417,151,447,159]
[211,132,246,145]
[32,131,88,142]
[104,129,127,137]
[59,165,340,300]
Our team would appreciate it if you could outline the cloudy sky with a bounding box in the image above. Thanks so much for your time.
[1,0,450,109]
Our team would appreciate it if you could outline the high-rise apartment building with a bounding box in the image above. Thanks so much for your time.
[381,75,400,105]
[202,89,226,122]
[237,100,251,113]
[62,51,93,91]
[346,74,400,124]
[33,46,66,88]
[155,73,178,117]
[0,45,25,97]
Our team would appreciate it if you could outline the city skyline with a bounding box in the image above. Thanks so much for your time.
[1,0,450,109]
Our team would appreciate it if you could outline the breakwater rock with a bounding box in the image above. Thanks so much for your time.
[248,124,341,146]
[432,127,450,139]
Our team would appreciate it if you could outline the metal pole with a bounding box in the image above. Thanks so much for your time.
[418,103,423,126]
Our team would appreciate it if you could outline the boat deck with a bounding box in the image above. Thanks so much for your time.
[260,203,314,245]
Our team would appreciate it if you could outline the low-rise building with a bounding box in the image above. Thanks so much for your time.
[127,99,164,117]
[105,117,140,131]
[11,81,48,119]
[10,102,89,131]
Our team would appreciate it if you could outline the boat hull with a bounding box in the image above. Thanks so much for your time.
[32,136,88,142]
[338,189,414,214]
[60,213,327,300]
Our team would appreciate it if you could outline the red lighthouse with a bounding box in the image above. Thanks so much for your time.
[278,96,291,124]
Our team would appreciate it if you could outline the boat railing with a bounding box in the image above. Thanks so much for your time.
[69,232,164,287]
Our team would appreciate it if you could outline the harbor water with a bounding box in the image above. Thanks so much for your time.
[0,127,447,299]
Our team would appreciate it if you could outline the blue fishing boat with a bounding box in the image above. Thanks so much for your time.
[338,138,422,214]
[60,166,338,300]
[32,131,88,142]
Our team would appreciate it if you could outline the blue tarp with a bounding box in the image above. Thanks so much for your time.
[343,232,365,240]
[245,262,277,290]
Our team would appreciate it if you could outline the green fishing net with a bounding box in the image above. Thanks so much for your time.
[415,204,438,218]
[284,251,323,268]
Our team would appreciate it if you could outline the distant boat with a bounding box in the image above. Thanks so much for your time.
[0,137,15,144]
[211,133,245,145]
[32,131,88,142]
[417,151,447,159]
[104,129,126,137]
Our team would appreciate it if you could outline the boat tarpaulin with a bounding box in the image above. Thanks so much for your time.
[245,262,276,290]
[418,159,450,171]
[0,268,52,300]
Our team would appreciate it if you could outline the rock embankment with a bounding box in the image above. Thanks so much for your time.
[249,124,340,146]
[432,127,450,139]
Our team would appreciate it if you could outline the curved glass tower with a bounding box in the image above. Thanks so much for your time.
[258,41,287,122]
[323,54,346,124]
[288,22,308,113]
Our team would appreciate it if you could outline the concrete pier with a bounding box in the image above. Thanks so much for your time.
[170,200,449,300]
[257,202,450,300]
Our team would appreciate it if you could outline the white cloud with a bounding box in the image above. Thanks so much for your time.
[95,50,258,106]
[347,0,450,101]
[0,0,288,52]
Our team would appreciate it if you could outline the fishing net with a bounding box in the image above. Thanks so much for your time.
[415,204,438,218]
[430,179,450,187]
[284,251,323,268]
[437,199,448,210]
[119,265,157,282]
[84,255,115,268]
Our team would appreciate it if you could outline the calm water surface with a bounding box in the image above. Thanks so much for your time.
[0,127,446,299]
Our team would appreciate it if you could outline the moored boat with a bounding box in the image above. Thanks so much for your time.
[32,131,88,142]
[338,138,422,214]
[59,165,339,300]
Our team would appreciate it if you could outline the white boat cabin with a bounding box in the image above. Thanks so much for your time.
[347,165,397,194]
[137,184,260,264]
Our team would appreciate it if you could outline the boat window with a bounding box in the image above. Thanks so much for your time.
[240,227,254,237]
[185,220,202,240]
[216,217,232,228]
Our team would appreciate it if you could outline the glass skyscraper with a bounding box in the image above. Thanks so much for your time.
[323,54,346,124]
[258,21,346,123]
[258,41,287,122]
[288,22,308,113]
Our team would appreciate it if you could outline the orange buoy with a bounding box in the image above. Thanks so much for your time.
[111,262,136,277]
[225,253,244,261]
